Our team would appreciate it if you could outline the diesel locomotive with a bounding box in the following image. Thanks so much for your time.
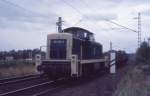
[37,26,109,78]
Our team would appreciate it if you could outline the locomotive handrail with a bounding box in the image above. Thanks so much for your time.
[80,59,106,64]
[41,59,107,64]
[42,60,71,62]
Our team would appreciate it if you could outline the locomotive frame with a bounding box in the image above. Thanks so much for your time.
[37,27,112,78]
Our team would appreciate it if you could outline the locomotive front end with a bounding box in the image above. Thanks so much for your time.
[38,33,74,78]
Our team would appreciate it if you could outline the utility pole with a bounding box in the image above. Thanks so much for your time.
[148,38,150,46]
[109,13,142,48]
[56,17,63,33]
[138,12,141,48]
[110,41,112,51]
[29,51,32,59]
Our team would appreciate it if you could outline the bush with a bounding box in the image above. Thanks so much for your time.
[136,41,150,65]
[0,60,35,68]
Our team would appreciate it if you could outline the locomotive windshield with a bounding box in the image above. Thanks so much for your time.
[63,27,95,41]
[50,39,67,59]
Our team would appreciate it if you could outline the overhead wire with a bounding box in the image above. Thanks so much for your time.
[80,0,137,33]
[61,0,111,41]
[61,0,101,27]
[1,0,36,15]
[0,0,55,20]
[80,0,138,51]
[73,19,83,26]
[61,0,83,16]
[79,0,113,39]
[107,20,137,32]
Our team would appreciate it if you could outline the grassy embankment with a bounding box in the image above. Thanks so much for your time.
[113,64,150,96]
[114,41,150,96]
[0,60,37,79]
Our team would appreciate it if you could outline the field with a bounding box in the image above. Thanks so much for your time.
[0,60,37,79]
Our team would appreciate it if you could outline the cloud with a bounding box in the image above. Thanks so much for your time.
[0,0,57,23]
[0,0,150,53]
[142,9,150,16]
[85,13,117,22]
[0,0,58,50]
[0,0,59,35]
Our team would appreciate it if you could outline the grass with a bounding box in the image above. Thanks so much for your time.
[113,65,150,96]
[0,60,35,68]
[0,60,37,79]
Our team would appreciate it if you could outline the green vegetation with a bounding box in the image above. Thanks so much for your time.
[114,41,150,96]
[0,60,35,68]
[0,60,37,79]
[136,41,150,65]
[0,49,45,60]
[0,49,45,78]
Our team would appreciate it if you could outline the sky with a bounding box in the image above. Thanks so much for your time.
[0,0,150,53]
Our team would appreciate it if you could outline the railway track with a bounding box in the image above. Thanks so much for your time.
[0,74,52,94]
[0,69,111,96]
[0,74,40,84]
[0,78,66,96]
[0,71,109,96]
[0,70,122,96]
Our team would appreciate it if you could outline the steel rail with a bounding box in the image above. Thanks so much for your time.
[0,75,40,85]
[0,74,40,83]
[0,78,65,96]
[0,81,54,96]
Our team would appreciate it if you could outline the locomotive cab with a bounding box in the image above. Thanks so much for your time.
[64,27,95,42]
[47,33,72,60]
[38,33,73,78]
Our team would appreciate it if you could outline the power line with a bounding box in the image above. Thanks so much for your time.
[62,0,140,51]
[61,0,111,40]
[1,0,45,17]
[61,0,83,16]
[61,0,102,27]
[61,0,140,45]
[73,19,83,26]
[1,0,34,14]
[61,0,95,31]
[107,20,137,33]
[80,0,137,33]
[137,12,141,47]
[61,0,101,27]
[80,0,95,13]
[79,0,141,49]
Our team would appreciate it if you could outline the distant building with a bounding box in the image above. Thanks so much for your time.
[25,58,32,61]
[5,56,14,61]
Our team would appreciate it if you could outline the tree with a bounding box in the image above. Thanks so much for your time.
[136,41,150,64]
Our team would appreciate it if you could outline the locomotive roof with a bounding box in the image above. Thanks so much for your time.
[63,27,93,35]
